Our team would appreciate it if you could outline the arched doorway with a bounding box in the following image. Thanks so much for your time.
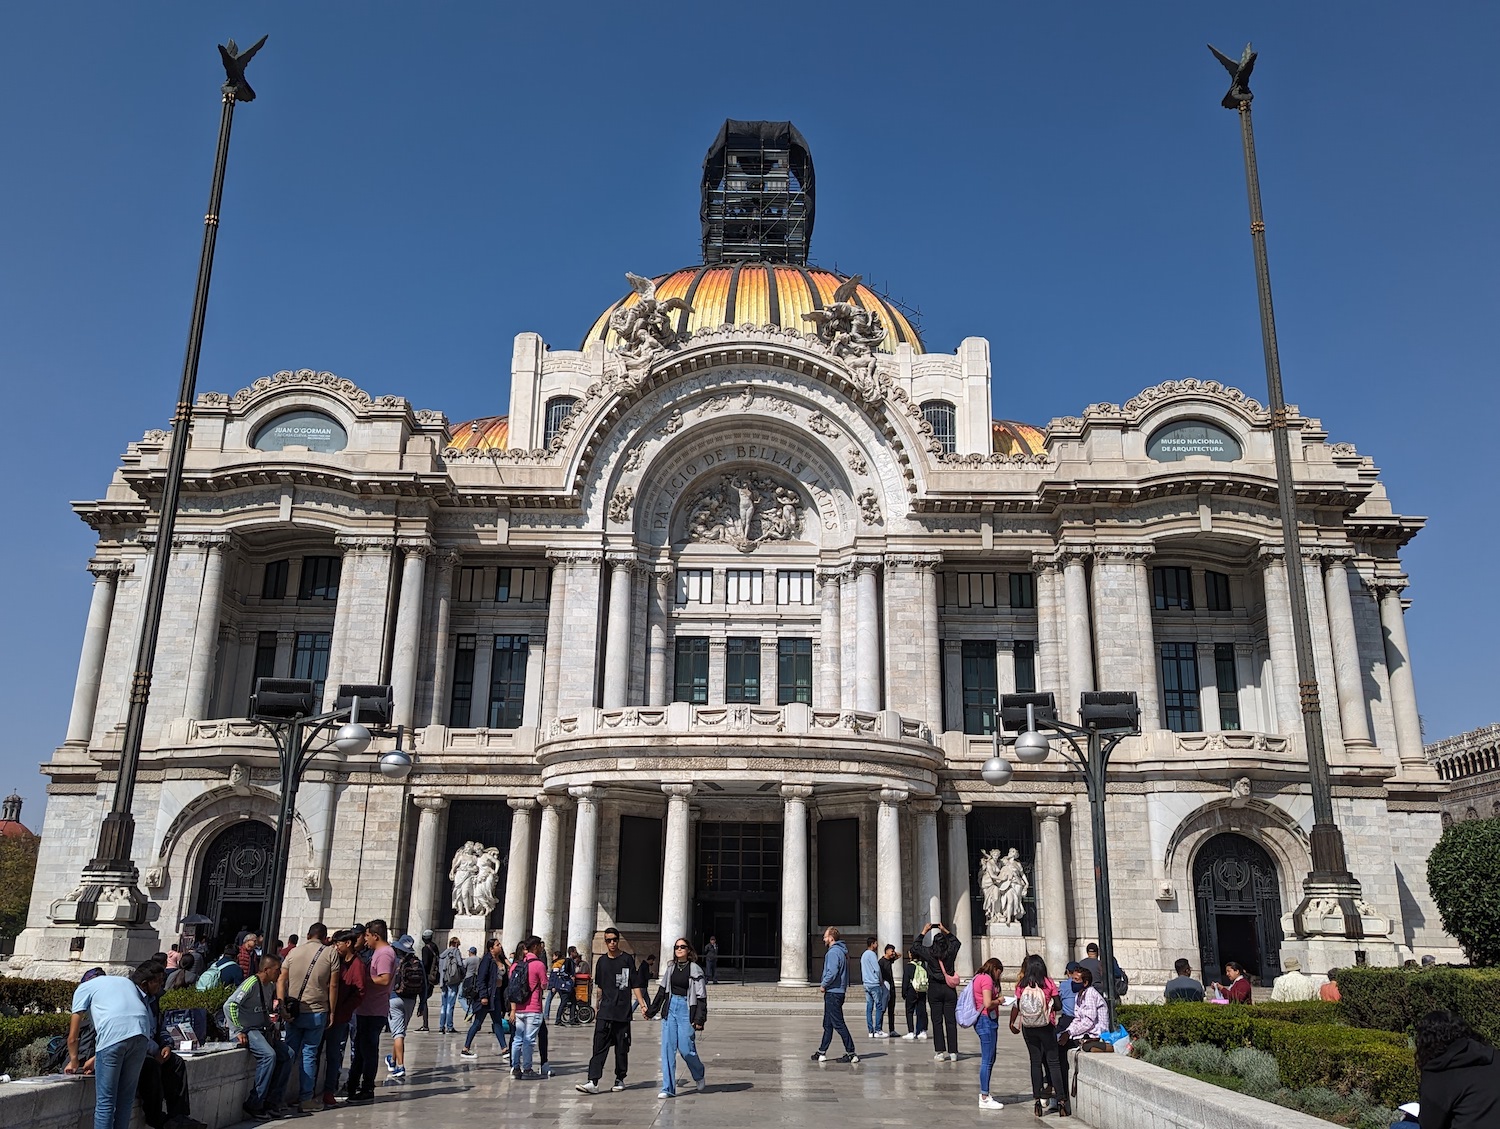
[1193,832,1284,987]
[195,821,275,950]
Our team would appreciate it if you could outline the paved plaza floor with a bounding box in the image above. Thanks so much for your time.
[253,1007,1091,1128]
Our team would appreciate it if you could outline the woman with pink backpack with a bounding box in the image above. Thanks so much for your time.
[966,958,1006,1111]
[1008,954,1069,1117]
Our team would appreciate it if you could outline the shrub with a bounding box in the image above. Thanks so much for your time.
[0,1014,70,1070]
[1427,816,1500,966]
[160,983,233,1015]
[0,976,76,1014]
[1337,965,1500,1046]
[1226,1045,1280,1095]
[1251,1000,1341,1025]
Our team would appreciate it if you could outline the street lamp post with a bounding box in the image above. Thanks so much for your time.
[1207,43,1368,939]
[60,38,268,932]
[250,680,410,946]
[983,691,1140,1026]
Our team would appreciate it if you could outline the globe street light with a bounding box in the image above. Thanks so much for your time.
[985,690,1140,1026]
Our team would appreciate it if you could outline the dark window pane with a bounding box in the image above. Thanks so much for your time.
[298,556,341,601]
[777,638,812,705]
[816,818,861,924]
[249,632,279,711]
[726,637,761,703]
[292,632,331,703]
[449,635,476,727]
[1009,572,1035,609]
[261,560,289,600]
[1014,640,1037,694]
[674,637,709,704]
[488,635,529,729]
[616,815,663,924]
[1215,642,1241,730]
[961,640,998,735]
[1205,571,1232,612]
[1152,567,1193,611]
[1160,642,1201,732]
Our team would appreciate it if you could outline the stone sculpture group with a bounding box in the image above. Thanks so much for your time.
[979,846,1028,926]
[449,840,502,917]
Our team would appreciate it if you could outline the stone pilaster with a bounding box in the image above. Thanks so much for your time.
[853,560,881,712]
[409,796,448,943]
[532,794,568,949]
[503,798,537,949]
[912,798,942,927]
[183,536,231,722]
[1197,641,1221,732]
[389,540,431,730]
[1375,578,1425,768]
[1258,548,1302,738]
[779,784,812,985]
[817,568,843,709]
[565,786,600,953]
[1322,553,1374,749]
[660,784,695,958]
[943,801,975,978]
[1061,549,1095,721]
[324,535,395,711]
[65,560,127,745]
[876,788,906,956]
[602,556,635,709]
[1036,804,1070,977]
[1032,555,1066,708]
[428,552,460,726]
[646,567,673,706]
[541,556,566,723]
[759,637,779,705]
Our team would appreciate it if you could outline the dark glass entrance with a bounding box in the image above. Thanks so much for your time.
[692,821,781,981]
[966,807,1038,936]
[195,821,274,950]
[1194,832,1284,986]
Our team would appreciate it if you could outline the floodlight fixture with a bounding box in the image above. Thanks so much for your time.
[999,692,1057,734]
[1079,691,1141,733]
[250,678,317,719]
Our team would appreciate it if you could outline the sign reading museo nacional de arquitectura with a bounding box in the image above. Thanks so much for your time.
[11,120,1456,985]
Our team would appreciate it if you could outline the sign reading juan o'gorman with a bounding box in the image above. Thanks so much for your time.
[1146,420,1241,462]
[252,410,348,453]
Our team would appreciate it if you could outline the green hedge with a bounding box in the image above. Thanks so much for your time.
[1120,1003,1416,1106]
[0,977,75,1013]
[1337,966,1500,1046]
[1242,1000,1342,1025]
[1426,817,1500,966]
[160,984,233,1015]
[0,1013,71,1068]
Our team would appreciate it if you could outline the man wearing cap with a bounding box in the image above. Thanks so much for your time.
[575,928,649,1094]
[278,923,340,1113]
[348,920,396,1103]
[417,929,440,1032]
[1270,956,1319,1002]
[385,934,423,1078]
[322,928,366,1109]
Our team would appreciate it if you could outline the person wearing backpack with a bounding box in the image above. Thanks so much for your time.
[459,937,510,1062]
[384,935,425,1079]
[506,937,549,1079]
[195,945,243,993]
[1009,953,1068,1118]
[912,921,962,1061]
[900,945,929,1040]
[969,958,1006,1111]
[438,937,465,1033]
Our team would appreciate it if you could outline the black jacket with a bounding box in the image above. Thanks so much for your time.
[475,952,507,1007]
[1420,1037,1497,1129]
[911,929,961,997]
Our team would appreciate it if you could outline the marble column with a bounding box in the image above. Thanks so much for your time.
[854,562,881,712]
[876,789,906,953]
[541,559,567,723]
[602,558,634,709]
[1128,554,1161,730]
[1036,804,1070,978]
[1062,551,1095,721]
[779,785,812,985]
[818,569,842,709]
[522,641,544,727]
[912,798,942,928]
[183,537,230,721]
[428,552,459,726]
[1197,642,1222,732]
[389,542,430,730]
[1323,556,1374,748]
[503,798,536,948]
[660,784,695,958]
[1377,580,1425,767]
[409,796,449,943]
[565,787,600,953]
[921,562,943,730]
[646,569,673,706]
[944,802,975,977]
[1259,550,1302,736]
[65,561,123,745]
[1032,557,1066,707]
[532,794,567,948]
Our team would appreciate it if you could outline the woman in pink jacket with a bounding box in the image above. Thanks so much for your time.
[1065,966,1109,1042]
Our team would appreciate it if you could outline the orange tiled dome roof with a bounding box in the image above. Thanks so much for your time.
[584,264,922,355]
[447,415,509,451]
[993,420,1045,456]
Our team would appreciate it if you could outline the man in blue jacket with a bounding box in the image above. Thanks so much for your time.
[809,927,859,1064]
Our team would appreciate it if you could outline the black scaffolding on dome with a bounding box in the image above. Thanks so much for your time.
[701,120,815,266]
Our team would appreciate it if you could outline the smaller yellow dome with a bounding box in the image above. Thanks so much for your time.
[993,420,1044,456]
[448,415,509,451]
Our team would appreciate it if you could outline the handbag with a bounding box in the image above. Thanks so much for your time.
[281,944,326,1022]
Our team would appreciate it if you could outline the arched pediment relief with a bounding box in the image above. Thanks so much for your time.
[582,367,915,537]
[1163,796,1309,879]
[201,369,438,424]
[628,424,858,550]
[151,783,315,883]
[1047,379,1271,440]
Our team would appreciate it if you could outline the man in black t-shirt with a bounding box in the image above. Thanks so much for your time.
[575,929,649,1094]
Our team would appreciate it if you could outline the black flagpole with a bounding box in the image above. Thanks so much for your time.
[75,37,267,927]
[1208,43,1366,941]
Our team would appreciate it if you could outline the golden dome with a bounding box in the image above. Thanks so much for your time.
[584,264,923,355]
[993,420,1045,456]
[448,415,509,451]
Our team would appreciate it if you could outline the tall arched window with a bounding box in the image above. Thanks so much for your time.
[543,396,579,447]
[921,400,956,454]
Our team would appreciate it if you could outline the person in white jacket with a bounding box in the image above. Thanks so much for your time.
[1269,956,1320,1002]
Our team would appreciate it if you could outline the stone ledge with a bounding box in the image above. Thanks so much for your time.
[1073,1051,1333,1129]
[0,1046,255,1129]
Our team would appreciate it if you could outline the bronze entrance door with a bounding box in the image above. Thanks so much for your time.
[195,820,275,949]
[692,821,781,982]
[1193,832,1284,986]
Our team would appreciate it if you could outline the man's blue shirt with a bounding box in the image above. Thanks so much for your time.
[71,976,153,1052]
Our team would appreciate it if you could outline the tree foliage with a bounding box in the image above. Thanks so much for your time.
[1426,816,1500,967]
[0,834,39,940]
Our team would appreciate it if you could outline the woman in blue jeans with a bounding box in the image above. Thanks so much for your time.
[649,938,708,1098]
[972,957,1006,1111]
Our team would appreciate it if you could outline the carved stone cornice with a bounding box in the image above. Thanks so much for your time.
[227,369,376,413]
[87,559,133,581]
[780,784,814,803]
[335,534,397,552]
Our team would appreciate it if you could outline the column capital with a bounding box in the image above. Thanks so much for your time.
[851,557,883,577]
[780,783,814,802]
[942,638,963,654]
[911,796,943,815]
[1035,803,1070,820]
[1255,544,1287,568]
[878,786,909,806]
[605,550,640,568]
[568,785,599,805]
[1310,545,1357,566]
[508,796,539,813]
[546,549,604,566]
[1055,545,1093,566]
[436,549,463,572]
[335,533,397,552]
[884,554,941,574]
[1372,575,1410,600]
[1030,553,1063,575]
[397,538,435,558]
[1094,542,1152,563]
[413,795,449,813]
[537,791,571,810]
[161,531,234,551]
[942,800,972,817]
[661,782,696,800]
[87,558,133,580]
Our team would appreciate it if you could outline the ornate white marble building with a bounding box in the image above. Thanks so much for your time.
[15,122,1456,983]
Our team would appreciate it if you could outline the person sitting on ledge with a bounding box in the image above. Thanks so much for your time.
[1164,958,1206,1003]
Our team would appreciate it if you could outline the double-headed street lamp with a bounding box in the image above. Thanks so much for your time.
[249,680,412,946]
[983,690,1140,1025]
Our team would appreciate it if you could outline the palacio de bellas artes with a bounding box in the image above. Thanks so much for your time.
[10,116,1457,988]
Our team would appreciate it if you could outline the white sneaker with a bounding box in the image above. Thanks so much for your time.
[902,1032,916,1040]
[979,1095,1004,1110]
[657,1091,671,1099]
[934,1052,947,1062]
[574,1081,599,1094]
[918,1032,930,1040]
[874,1031,888,1039]
[611,1080,625,1092]
[949,1052,960,1061]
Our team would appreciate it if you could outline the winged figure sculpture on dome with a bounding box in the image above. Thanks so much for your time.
[609,272,694,371]
[803,275,887,395]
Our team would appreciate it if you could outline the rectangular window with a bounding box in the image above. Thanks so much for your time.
[494,566,543,603]
[674,637,709,703]
[777,570,815,606]
[297,556,341,602]
[947,572,997,608]
[1205,570,1232,612]
[449,635,476,727]
[961,640,999,735]
[1013,640,1037,694]
[291,631,332,702]
[676,569,713,606]
[1159,642,1202,732]
[616,815,663,924]
[458,566,495,603]
[726,569,764,605]
[249,631,278,709]
[725,637,761,703]
[261,559,289,600]
[487,635,529,729]
[1153,566,1194,611]
[1215,643,1241,730]
[1008,572,1036,609]
[777,638,813,705]
[816,817,861,924]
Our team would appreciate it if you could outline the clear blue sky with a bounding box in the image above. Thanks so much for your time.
[2,3,1496,819]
